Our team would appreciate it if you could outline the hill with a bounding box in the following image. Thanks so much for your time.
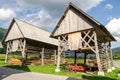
[0,28,6,41]
[112,47,120,54]
[0,28,6,53]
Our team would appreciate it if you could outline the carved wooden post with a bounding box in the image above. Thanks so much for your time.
[5,42,9,63]
[84,53,87,66]
[41,47,44,66]
[105,42,112,72]
[109,42,115,70]
[54,50,57,64]
[55,37,61,72]
[22,39,26,65]
[94,31,104,76]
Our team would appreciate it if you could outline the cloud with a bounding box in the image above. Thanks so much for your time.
[106,18,120,42]
[105,3,113,9]
[16,0,103,31]
[0,0,104,29]
[0,8,16,21]
[21,9,58,31]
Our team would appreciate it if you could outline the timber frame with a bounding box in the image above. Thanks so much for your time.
[3,18,58,65]
[51,3,116,76]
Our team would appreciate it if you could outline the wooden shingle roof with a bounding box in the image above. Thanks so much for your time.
[2,18,58,46]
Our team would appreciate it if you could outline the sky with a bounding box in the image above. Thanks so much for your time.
[0,0,120,48]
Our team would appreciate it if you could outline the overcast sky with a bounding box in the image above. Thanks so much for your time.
[0,0,120,48]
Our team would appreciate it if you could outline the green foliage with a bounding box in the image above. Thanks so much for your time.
[113,53,120,60]
[112,47,120,60]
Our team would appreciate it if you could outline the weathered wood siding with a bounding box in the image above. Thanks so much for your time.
[68,32,81,50]
[5,22,23,42]
[54,8,94,36]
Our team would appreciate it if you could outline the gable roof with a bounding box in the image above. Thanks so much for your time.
[2,18,58,46]
[50,2,116,41]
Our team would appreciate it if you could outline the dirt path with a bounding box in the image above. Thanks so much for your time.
[0,67,83,80]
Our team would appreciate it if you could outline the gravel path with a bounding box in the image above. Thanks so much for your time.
[0,67,83,80]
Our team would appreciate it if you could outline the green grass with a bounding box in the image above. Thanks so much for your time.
[0,54,120,80]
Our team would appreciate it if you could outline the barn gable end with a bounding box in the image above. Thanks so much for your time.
[54,7,94,37]
[4,20,24,42]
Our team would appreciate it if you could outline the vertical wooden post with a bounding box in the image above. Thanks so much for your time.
[41,47,44,66]
[74,51,77,64]
[94,31,104,76]
[22,39,26,65]
[105,42,112,72]
[54,50,57,64]
[79,32,82,49]
[84,53,87,66]
[55,37,61,72]
[25,53,28,61]
[109,42,115,70]
[5,42,9,63]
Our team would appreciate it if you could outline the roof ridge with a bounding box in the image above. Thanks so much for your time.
[14,18,51,33]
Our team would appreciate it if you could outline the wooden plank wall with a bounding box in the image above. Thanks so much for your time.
[54,8,94,36]
[68,32,81,50]
[5,22,23,42]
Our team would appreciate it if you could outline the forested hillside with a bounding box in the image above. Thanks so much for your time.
[0,28,6,53]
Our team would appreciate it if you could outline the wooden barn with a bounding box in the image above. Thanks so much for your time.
[2,18,58,65]
[50,3,116,76]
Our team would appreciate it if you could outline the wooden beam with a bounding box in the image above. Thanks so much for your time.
[84,53,87,66]
[74,51,77,64]
[41,47,44,66]
[109,42,115,70]
[105,42,112,72]
[5,42,9,63]
[55,37,62,72]
[54,50,57,64]
[94,31,104,76]
[22,39,26,66]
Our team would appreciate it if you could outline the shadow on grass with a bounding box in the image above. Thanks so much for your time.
[0,65,30,80]
[0,59,5,61]
[66,77,84,80]
[5,65,31,72]
[82,75,117,80]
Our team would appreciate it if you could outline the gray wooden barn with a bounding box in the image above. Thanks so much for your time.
[50,3,116,76]
[3,18,58,65]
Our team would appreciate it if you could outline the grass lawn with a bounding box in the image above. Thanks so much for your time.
[0,54,120,80]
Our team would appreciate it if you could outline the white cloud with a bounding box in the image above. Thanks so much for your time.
[106,18,120,42]
[105,3,113,9]
[16,0,104,12]
[22,9,57,30]
[0,0,104,29]
[16,0,103,31]
[0,8,16,21]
